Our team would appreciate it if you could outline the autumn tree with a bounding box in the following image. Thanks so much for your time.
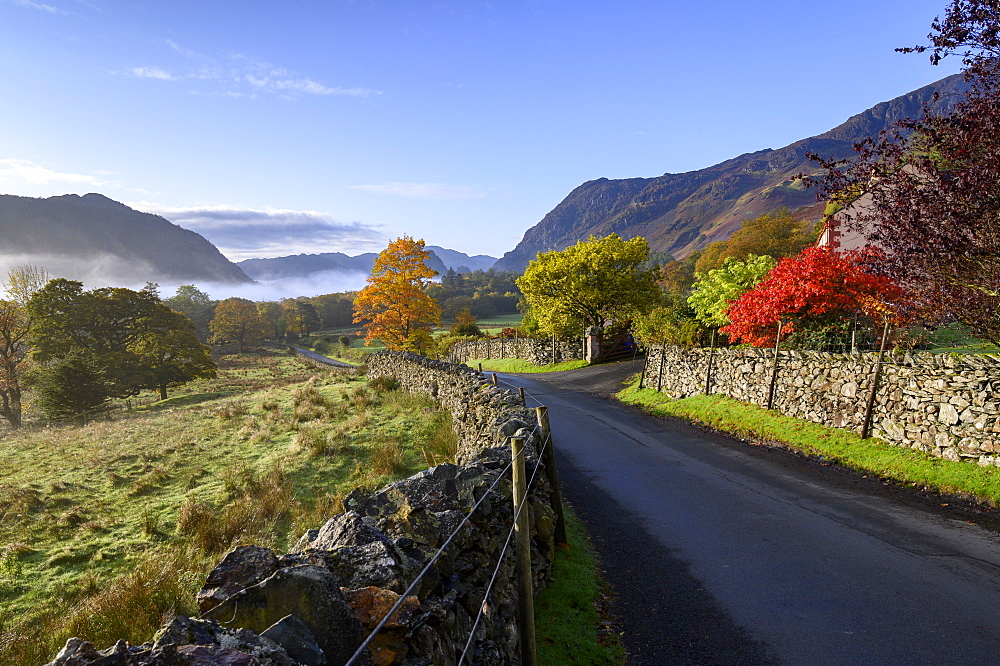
[694,209,816,274]
[687,254,777,328]
[0,300,30,427]
[353,236,442,352]
[210,298,272,352]
[808,0,1000,344]
[517,234,661,336]
[450,308,484,337]
[0,265,48,428]
[721,246,904,348]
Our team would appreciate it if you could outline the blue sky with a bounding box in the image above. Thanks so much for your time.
[0,0,963,264]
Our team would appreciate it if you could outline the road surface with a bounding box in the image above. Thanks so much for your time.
[499,361,1000,665]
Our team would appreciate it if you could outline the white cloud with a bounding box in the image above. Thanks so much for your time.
[0,158,107,189]
[130,202,387,261]
[11,0,66,14]
[128,66,175,81]
[347,182,488,200]
[123,42,381,100]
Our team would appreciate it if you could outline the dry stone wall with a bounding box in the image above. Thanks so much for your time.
[646,345,1000,465]
[47,352,557,666]
[448,337,584,367]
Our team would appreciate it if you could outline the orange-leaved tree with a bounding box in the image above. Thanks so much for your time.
[353,236,442,352]
[209,297,272,352]
[721,246,905,347]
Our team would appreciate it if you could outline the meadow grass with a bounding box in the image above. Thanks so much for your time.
[617,383,1000,505]
[464,358,589,373]
[0,350,456,665]
[535,507,624,665]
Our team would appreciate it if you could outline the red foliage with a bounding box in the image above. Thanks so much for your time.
[720,246,905,347]
[497,327,520,339]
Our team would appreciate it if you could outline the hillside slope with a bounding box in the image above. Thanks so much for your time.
[494,72,968,271]
[0,193,252,285]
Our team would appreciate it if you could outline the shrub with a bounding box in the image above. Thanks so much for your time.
[369,375,401,393]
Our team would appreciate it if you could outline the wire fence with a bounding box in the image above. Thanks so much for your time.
[345,406,548,666]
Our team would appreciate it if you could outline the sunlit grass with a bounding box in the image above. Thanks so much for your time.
[0,351,456,665]
[464,358,589,373]
[617,383,1000,505]
[536,507,624,665]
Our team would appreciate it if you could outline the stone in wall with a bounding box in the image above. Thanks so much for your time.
[47,351,560,666]
[645,345,1000,466]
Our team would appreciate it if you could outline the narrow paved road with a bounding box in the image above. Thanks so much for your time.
[499,362,1000,665]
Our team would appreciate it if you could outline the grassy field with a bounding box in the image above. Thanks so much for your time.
[0,350,456,665]
[618,382,1000,505]
[464,358,589,373]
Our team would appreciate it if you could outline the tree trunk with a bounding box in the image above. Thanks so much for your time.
[159,384,168,401]
[0,388,21,428]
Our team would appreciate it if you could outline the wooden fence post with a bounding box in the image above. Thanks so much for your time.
[510,436,537,666]
[491,373,498,386]
[656,346,665,393]
[704,328,716,396]
[861,320,892,440]
[638,351,648,389]
[766,320,784,410]
[535,406,566,545]
[518,386,526,405]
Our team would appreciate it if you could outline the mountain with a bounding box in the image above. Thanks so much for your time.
[493,72,970,272]
[424,246,497,273]
[0,193,252,285]
[238,245,498,281]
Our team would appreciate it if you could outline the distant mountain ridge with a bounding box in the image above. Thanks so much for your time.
[493,72,970,272]
[0,193,252,285]
[238,245,498,281]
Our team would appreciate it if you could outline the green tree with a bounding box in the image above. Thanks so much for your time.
[29,350,113,424]
[163,285,217,343]
[255,301,283,340]
[210,298,272,352]
[27,279,216,400]
[517,234,661,336]
[28,280,161,398]
[632,306,705,349]
[282,299,321,339]
[132,307,216,400]
[687,254,778,328]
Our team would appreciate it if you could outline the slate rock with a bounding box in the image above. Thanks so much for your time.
[260,615,326,666]
[197,545,281,613]
[205,565,371,666]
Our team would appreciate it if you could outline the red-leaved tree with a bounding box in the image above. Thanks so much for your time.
[807,0,1000,344]
[721,246,905,347]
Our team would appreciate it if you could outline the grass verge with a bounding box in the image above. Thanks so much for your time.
[617,383,1000,505]
[464,358,590,373]
[535,506,624,665]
